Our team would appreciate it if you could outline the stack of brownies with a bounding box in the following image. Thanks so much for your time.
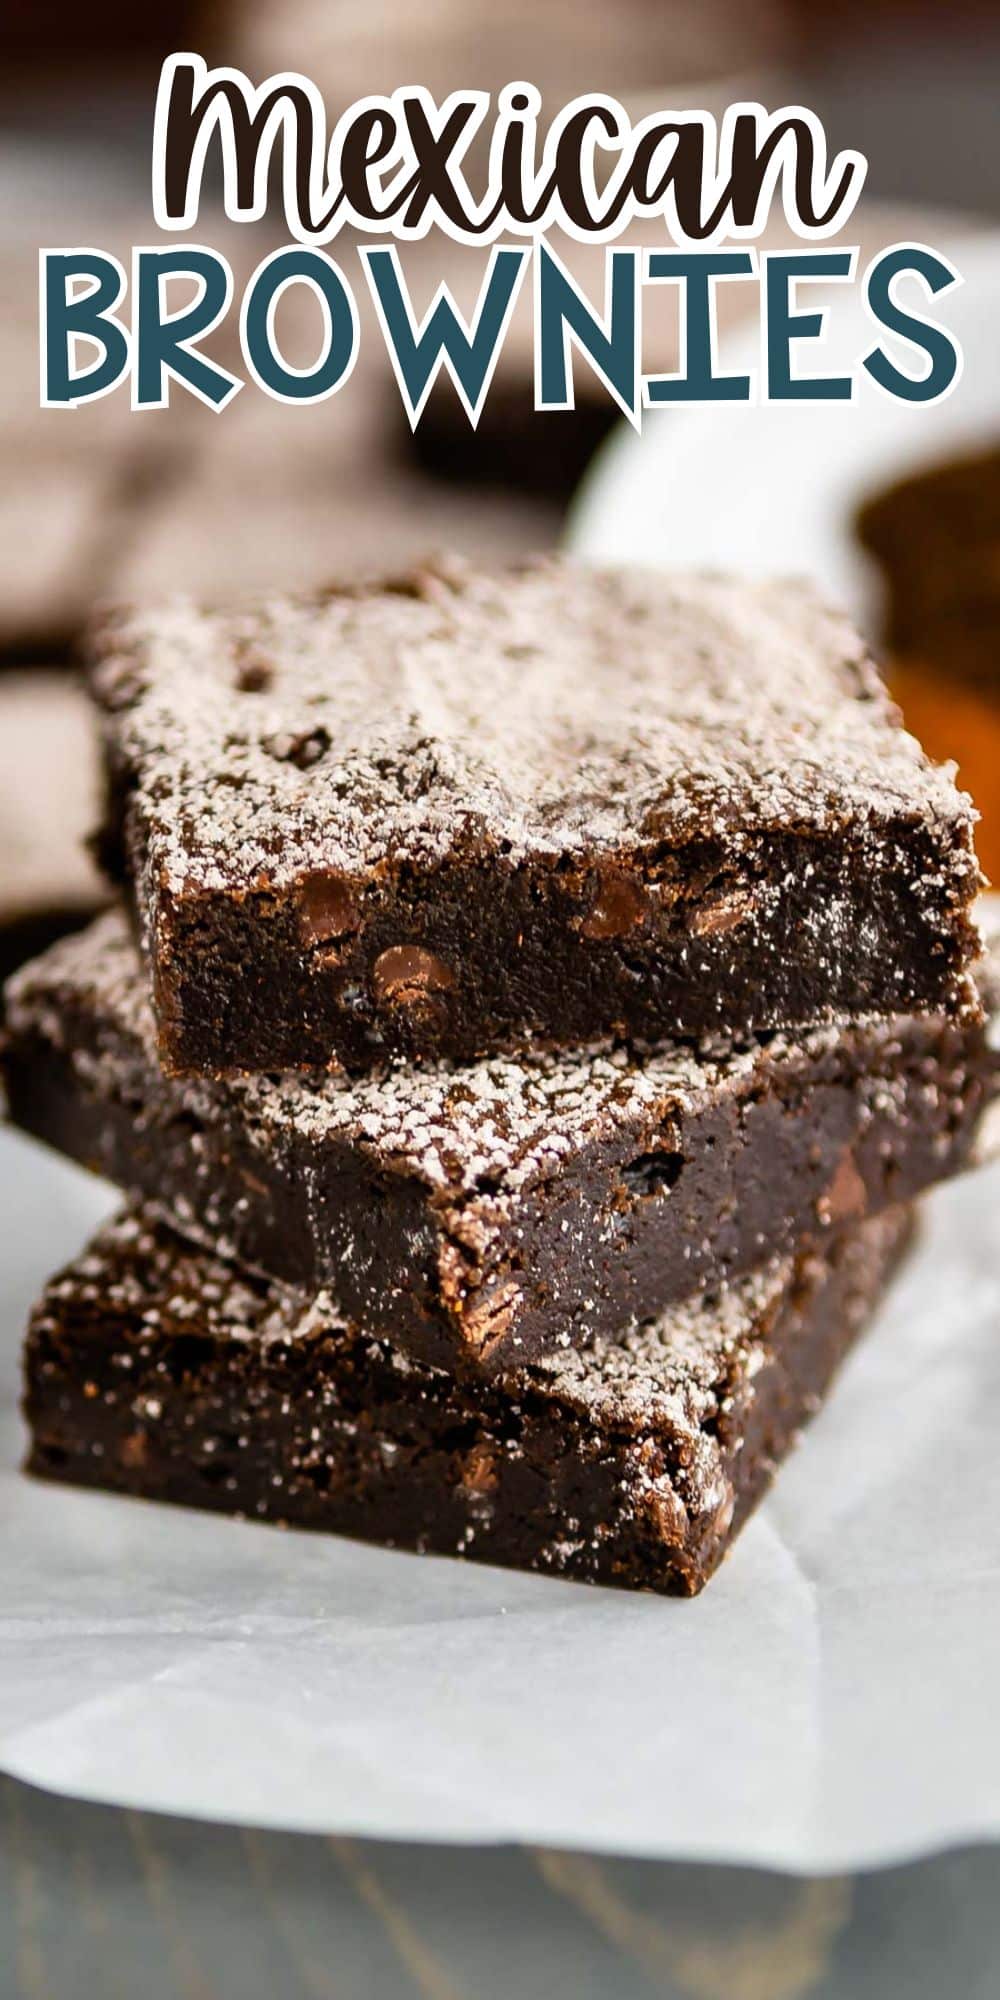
[4,559,998,1595]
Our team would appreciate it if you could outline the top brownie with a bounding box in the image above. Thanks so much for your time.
[91,557,982,1075]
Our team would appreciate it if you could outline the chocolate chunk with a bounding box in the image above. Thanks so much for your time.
[579,872,649,940]
[372,945,456,1007]
[458,1444,499,1498]
[689,888,756,938]
[818,1150,869,1226]
[297,873,362,948]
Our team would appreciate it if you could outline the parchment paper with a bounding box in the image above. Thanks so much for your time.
[2,1125,998,1873]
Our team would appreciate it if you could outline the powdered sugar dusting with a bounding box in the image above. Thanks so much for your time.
[32,1203,779,1432]
[34,1202,908,1446]
[91,557,975,894]
[11,906,983,1207]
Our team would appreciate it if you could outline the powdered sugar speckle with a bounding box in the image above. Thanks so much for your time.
[91,557,975,894]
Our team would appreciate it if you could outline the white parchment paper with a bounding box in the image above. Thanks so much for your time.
[2,1124,998,1872]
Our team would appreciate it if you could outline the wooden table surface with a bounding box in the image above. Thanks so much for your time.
[3,1777,999,1999]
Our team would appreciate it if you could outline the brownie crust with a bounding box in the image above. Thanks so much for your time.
[4,911,997,1374]
[90,559,982,1075]
[24,1206,913,1598]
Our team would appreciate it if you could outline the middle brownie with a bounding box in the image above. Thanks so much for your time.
[3,908,998,1375]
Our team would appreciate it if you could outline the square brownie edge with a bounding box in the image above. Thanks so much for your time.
[8,909,992,1377]
[88,557,983,1075]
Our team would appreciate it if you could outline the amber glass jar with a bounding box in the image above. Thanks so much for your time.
[888,661,1000,885]
[857,444,1000,886]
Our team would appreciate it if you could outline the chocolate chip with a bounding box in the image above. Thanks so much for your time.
[817,1151,868,1226]
[265,727,332,770]
[463,1280,519,1354]
[458,1443,499,1497]
[372,945,456,1011]
[689,889,755,939]
[579,872,648,940]
[381,569,433,601]
[298,873,362,949]
[119,1429,149,1469]
[642,1480,689,1545]
[234,651,273,694]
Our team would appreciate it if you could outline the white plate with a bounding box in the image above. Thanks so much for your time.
[569,231,1000,631]
[4,1124,1000,1869]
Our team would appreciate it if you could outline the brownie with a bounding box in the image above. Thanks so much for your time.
[6,910,996,1376]
[857,443,1000,691]
[90,559,983,1076]
[23,1204,912,1598]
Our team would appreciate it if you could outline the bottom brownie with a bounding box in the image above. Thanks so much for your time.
[24,1206,912,1597]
